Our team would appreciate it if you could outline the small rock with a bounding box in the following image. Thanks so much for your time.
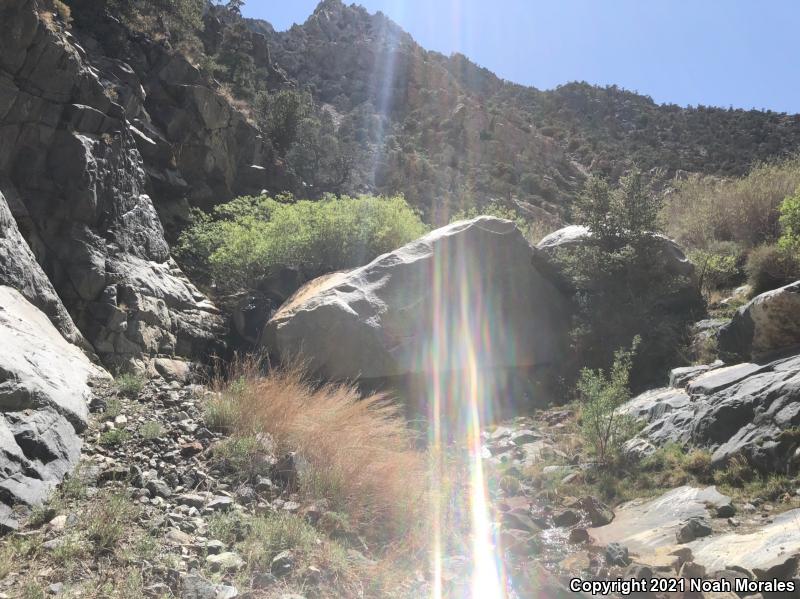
[180,442,204,457]
[178,493,206,509]
[553,509,580,528]
[48,582,63,595]
[114,415,128,426]
[715,502,736,518]
[568,527,590,544]
[510,430,539,445]
[676,516,712,543]
[47,515,67,532]
[206,551,244,572]
[271,550,295,576]
[166,528,193,545]
[605,542,631,567]
[580,496,614,526]
[207,496,234,512]
[146,479,173,499]
[205,540,225,555]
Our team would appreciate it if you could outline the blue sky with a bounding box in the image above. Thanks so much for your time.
[242,0,800,113]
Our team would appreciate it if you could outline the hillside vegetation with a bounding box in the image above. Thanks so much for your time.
[662,157,800,296]
[67,0,800,226]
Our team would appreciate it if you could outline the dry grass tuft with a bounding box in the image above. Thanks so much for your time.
[663,157,800,250]
[210,356,427,547]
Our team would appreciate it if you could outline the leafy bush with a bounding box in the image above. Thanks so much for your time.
[745,243,800,294]
[577,338,639,465]
[779,187,800,249]
[689,241,745,293]
[176,194,428,293]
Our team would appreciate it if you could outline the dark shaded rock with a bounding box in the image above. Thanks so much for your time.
[676,516,712,543]
[605,542,631,566]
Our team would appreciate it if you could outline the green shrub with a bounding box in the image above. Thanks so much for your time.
[115,373,144,398]
[99,428,129,447]
[138,421,163,440]
[779,187,800,250]
[176,194,428,293]
[577,338,639,465]
[745,243,800,294]
[689,241,745,293]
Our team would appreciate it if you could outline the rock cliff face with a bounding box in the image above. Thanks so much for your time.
[0,0,258,372]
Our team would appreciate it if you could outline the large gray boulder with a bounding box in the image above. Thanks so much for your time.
[717,280,800,362]
[620,353,800,472]
[537,225,697,287]
[0,286,110,531]
[263,217,569,381]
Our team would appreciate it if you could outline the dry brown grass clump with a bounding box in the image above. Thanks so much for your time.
[663,156,800,250]
[206,357,427,547]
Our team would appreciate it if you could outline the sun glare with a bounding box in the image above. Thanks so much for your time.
[426,242,507,598]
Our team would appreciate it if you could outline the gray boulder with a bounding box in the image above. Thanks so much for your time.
[0,286,110,530]
[263,217,569,382]
[537,225,696,279]
[718,280,800,362]
[621,353,800,472]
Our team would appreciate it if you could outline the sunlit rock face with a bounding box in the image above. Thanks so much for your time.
[0,286,110,532]
[263,217,570,384]
[718,280,800,362]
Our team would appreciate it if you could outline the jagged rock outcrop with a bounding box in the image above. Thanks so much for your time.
[0,189,87,349]
[263,216,569,383]
[717,280,800,362]
[0,0,226,372]
[0,286,110,531]
[621,353,800,472]
[67,2,293,235]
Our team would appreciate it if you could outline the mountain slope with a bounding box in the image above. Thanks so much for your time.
[251,0,800,221]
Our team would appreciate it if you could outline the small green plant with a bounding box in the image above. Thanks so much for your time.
[241,512,319,569]
[86,493,137,555]
[99,428,130,447]
[115,373,145,398]
[210,436,272,483]
[577,337,640,465]
[138,421,163,440]
[204,394,239,433]
[103,398,123,420]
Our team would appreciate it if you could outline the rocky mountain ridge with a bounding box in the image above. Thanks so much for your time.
[248,0,800,218]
